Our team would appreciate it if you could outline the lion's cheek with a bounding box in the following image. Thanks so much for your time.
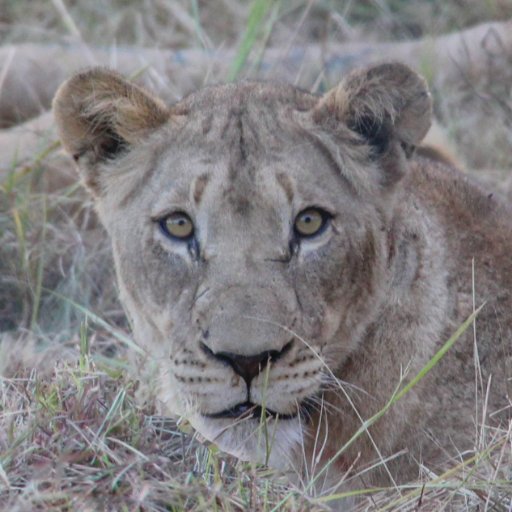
[112,235,196,345]
[156,366,189,417]
[292,247,347,340]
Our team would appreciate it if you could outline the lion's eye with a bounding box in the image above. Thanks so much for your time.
[294,208,330,238]
[159,212,194,240]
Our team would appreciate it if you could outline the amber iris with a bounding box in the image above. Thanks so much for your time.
[161,212,194,239]
[294,208,328,237]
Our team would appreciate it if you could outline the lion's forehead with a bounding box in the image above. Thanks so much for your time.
[143,117,356,219]
[109,82,368,224]
[172,96,307,160]
[175,81,317,115]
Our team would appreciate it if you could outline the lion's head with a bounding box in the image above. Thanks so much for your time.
[53,63,431,470]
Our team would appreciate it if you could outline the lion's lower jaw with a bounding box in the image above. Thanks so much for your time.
[188,413,304,471]
[156,366,306,470]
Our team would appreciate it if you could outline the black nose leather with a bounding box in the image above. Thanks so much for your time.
[221,352,272,383]
[201,341,293,385]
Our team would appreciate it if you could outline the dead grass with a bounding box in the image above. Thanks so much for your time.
[1,1,511,510]
[1,322,510,511]
[1,321,510,512]
[0,340,321,511]
[2,0,511,46]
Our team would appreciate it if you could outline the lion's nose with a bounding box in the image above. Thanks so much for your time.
[201,340,293,386]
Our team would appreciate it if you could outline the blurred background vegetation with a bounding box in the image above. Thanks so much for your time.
[1,0,511,46]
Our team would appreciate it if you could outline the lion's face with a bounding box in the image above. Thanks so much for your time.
[53,65,431,468]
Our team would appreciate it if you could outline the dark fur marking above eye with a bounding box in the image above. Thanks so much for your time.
[276,172,294,204]
[193,174,210,204]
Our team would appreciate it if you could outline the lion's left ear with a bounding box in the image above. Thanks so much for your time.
[53,67,170,194]
[314,62,432,175]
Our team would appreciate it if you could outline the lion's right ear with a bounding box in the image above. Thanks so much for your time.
[312,62,432,187]
[53,68,170,194]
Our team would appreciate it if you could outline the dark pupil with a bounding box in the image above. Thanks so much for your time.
[304,215,312,223]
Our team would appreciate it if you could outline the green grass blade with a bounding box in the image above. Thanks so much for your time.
[393,303,485,403]
[30,195,47,330]
[228,0,273,81]
[48,290,145,355]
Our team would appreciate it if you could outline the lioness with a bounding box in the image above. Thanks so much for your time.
[53,63,511,495]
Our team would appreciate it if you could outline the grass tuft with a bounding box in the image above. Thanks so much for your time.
[0,344,320,511]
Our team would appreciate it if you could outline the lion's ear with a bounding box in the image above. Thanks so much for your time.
[53,67,169,193]
[314,62,432,165]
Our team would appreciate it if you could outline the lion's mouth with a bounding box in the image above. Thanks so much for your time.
[204,401,298,420]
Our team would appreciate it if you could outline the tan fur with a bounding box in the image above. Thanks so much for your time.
[52,64,512,500]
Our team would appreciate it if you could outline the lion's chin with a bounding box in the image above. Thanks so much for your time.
[204,401,299,420]
[189,412,304,471]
